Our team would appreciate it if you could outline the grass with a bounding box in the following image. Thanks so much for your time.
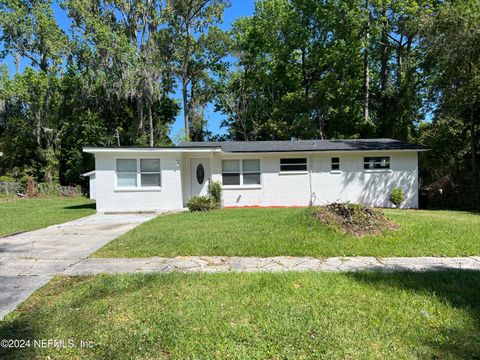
[94,207,480,258]
[1,271,480,359]
[0,197,96,237]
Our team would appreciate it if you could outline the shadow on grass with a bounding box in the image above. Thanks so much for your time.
[348,270,480,359]
[2,272,480,358]
[0,275,160,359]
[0,317,37,359]
[419,207,480,215]
[63,203,96,210]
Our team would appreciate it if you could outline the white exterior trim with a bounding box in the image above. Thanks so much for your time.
[84,147,221,154]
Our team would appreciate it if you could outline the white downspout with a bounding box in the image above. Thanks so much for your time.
[308,154,315,206]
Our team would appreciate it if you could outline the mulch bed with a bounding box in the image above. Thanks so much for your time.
[312,202,399,237]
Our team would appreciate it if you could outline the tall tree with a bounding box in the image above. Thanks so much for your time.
[217,0,364,141]
[0,0,68,180]
[370,0,428,140]
[167,0,230,141]
[421,0,480,174]
[64,0,176,146]
[363,0,371,124]
[0,0,68,73]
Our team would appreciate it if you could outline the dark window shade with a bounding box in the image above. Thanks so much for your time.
[222,173,240,185]
[331,157,340,171]
[280,158,307,164]
[280,158,307,171]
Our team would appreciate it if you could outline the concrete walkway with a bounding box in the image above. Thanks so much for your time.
[2,213,480,320]
[65,256,480,275]
[0,213,155,319]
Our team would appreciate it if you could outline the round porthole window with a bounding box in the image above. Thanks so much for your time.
[196,164,205,184]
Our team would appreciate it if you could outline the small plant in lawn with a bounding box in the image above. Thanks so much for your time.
[390,188,405,208]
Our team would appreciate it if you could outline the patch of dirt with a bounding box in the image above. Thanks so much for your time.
[312,202,399,237]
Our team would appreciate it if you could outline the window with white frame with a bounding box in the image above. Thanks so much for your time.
[280,158,307,172]
[116,159,137,188]
[331,157,340,171]
[116,158,161,188]
[140,159,161,187]
[222,160,240,185]
[222,159,261,186]
[364,156,390,170]
[242,160,261,185]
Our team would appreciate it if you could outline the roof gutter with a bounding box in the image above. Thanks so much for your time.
[83,147,428,155]
[221,149,429,155]
[83,147,222,154]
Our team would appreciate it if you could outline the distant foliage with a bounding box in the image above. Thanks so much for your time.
[0,176,16,182]
[36,183,82,197]
[390,188,405,208]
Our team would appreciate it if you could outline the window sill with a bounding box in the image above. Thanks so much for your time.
[330,170,342,174]
[363,169,392,173]
[222,185,262,190]
[114,187,162,192]
[278,171,309,175]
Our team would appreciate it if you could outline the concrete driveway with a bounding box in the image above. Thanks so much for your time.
[0,213,155,319]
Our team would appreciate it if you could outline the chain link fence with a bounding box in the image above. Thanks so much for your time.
[0,181,82,197]
[0,182,22,195]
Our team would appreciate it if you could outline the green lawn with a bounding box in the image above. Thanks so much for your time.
[0,197,96,237]
[1,271,479,359]
[94,208,480,258]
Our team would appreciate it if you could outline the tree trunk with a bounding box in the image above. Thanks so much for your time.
[380,2,389,92]
[405,36,412,75]
[137,96,144,134]
[36,113,42,145]
[182,18,191,141]
[396,35,404,88]
[39,51,48,73]
[148,101,154,147]
[15,52,20,73]
[318,112,325,140]
[471,106,477,175]
[182,78,189,140]
[301,47,310,98]
[363,0,370,123]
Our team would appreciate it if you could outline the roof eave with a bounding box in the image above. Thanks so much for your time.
[83,147,222,154]
[222,148,428,154]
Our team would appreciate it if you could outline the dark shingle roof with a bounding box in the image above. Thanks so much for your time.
[179,139,426,153]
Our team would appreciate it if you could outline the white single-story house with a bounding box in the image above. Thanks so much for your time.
[83,139,426,213]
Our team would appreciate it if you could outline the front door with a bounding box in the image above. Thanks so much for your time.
[190,158,211,196]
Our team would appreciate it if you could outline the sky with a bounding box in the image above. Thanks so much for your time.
[1,1,256,140]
